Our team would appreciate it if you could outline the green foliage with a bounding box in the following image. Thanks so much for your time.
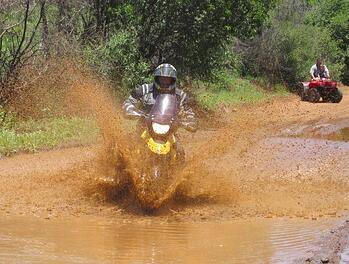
[286,24,343,80]
[0,116,99,156]
[272,83,290,96]
[306,0,349,83]
[3,1,277,98]
[130,0,275,77]
[190,70,278,110]
[0,106,17,130]
[213,37,245,75]
[307,0,349,50]
[83,30,150,93]
[243,0,346,88]
[0,3,43,79]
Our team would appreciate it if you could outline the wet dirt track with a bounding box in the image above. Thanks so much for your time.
[0,87,348,219]
[0,86,349,263]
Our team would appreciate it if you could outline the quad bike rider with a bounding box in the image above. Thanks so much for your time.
[300,59,343,103]
[122,63,197,210]
[310,59,330,80]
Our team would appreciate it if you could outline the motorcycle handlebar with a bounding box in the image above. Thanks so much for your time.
[312,77,330,81]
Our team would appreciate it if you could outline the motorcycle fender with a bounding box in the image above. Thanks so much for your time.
[141,130,176,155]
[147,137,172,155]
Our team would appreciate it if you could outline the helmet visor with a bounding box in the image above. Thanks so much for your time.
[158,76,174,88]
[156,76,176,93]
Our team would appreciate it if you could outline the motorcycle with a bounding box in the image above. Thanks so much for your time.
[300,78,343,103]
[129,93,191,211]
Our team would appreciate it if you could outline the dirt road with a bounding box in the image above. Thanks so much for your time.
[1,86,348,262]
[0,86,348,222]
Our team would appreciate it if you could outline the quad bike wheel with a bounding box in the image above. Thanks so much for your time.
[298,84,306,101]
[321,95,330,103]
[307,89,320,103]
[329,89,343,103]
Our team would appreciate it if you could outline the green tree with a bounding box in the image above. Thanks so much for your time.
[307,0,349,83]
[130,0,275,76]
[242,0,346,88]
[81,0,275,89]
[0,1,45,104]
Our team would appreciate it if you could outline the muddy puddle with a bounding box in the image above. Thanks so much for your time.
[282,119,349,143]
[0,216,341,263]
[326,127,349,142]
[263,121,349,183]
[304,125,349,142]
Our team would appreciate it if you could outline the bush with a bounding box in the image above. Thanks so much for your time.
[306,0,349,84]
[242,0,346,89]
[189,70,269,110]
[83,30,150,94]
[286,24,344,81]
[0,106,17,130]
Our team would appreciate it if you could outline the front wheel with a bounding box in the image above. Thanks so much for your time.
[329,89,343,103]
[297,84,305,100]
[308,89,320,103]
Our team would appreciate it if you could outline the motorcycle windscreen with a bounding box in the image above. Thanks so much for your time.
[149,94,178,124]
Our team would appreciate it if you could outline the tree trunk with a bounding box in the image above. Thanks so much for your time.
[57,0,70,34]
[40,0,50,57]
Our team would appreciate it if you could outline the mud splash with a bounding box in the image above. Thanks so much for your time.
[2,59,349,219]
[6,58,233,211]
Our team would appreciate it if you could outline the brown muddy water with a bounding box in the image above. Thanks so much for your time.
[0,216,340,264]
[282,119,349,143]
[327,127,349,142]
[1,125,348,263]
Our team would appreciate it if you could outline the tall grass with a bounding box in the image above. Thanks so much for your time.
[0,115,99,156]
[190,71,289,110]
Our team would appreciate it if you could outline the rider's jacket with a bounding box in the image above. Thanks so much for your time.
[122,83,197,131]
[310,64,329,78]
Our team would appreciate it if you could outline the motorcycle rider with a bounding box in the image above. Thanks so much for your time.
[310,58,330,80]
[122,63,197,159]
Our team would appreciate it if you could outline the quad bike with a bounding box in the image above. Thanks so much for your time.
[300,78,343,103]
[129,94,192,211]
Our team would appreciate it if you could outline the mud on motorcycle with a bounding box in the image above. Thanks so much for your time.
[128,94,195,211]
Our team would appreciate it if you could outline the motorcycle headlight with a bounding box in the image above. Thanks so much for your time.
[152,122,170,135]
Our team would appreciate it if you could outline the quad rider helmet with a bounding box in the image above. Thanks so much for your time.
[154,63,177,93]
